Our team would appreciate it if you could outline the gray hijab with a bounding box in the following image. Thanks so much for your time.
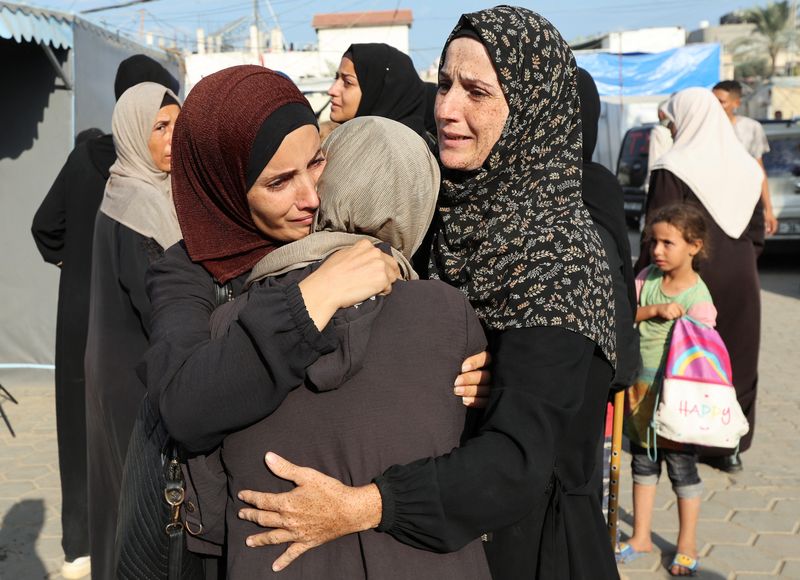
[100,82,182,250]
[247,116,439,286]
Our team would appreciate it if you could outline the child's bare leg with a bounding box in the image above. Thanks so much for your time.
[628,482,656,552]
[671,496,700,575]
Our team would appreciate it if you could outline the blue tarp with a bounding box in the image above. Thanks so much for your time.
[575,43,721,96]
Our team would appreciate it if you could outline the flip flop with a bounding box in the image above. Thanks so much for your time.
[669,553,699,576]
[615,542,646,564]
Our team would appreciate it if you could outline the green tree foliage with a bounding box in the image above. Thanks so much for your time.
[742,1,792,76]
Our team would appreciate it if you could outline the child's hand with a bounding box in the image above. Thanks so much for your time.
[655,302,685,320]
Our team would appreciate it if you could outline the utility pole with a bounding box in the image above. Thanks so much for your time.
[791,0,798,75]
[265,0,284,51]
[253,0,260,53]
[138,9,145,40]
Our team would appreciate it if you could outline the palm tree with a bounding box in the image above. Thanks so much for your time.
[742,1,793,76]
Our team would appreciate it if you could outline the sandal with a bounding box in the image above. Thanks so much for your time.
[669,553,699,576]
[615,542,647,564]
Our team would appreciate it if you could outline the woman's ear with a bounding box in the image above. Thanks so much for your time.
[689,239,703,257]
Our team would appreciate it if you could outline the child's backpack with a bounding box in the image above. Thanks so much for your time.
[653,316,749,448]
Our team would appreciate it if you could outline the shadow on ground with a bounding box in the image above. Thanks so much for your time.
[758,252,800,299]
[0,499,48,579]
[618,507,728,579]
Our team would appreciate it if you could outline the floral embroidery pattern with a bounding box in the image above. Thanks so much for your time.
[431,5,616,364]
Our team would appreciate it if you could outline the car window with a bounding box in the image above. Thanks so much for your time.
[617,128,650,187]
[763,135,800,177]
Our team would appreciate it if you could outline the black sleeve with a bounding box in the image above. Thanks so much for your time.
[595,224,639,390]
[374,326,594,553]
[463,297,488,359]
[31,154,71,265]
[141,243,336,453]
[118,227,160,337]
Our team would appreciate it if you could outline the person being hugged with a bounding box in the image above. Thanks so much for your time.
[620,203,717,577]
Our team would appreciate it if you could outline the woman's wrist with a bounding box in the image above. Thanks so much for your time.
[347,483,383,532]
[298,273,339,330]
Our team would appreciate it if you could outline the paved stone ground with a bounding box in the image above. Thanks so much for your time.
[0,256,797,580]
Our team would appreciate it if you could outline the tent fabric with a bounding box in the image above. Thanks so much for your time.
[0,3,73,49]
[575,44,720,97]
[0,8,179,385]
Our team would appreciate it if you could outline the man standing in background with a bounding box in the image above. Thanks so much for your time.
[713,80,778,236]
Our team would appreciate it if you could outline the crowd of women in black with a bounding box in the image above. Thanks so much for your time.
[31,4,765,579]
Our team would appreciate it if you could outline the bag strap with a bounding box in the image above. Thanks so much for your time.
[163,442,185,580]
[647,386,661,463]
[646,364,666,463]
[214,281,234,306]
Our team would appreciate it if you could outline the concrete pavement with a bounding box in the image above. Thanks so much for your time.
[0,259,798,579]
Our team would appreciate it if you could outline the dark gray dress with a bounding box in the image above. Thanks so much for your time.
[214,267,492,580]
[84,211,162,580]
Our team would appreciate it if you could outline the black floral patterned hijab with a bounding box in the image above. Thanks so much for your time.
[431,5,615,364]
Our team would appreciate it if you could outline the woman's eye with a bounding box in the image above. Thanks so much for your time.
[437,82,451,93]
[311,157,325,167]
[266,179,287,190]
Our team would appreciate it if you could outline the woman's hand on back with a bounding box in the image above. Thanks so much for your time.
[237,452,381,572]
[298,239,400,330]
[455,351,492,408]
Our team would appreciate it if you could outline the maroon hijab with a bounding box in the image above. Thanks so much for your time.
[171,65,315,283]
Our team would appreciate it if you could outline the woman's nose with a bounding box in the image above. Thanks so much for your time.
[435,90,458,124]
[327,80,340,98]
[296,175,320,210]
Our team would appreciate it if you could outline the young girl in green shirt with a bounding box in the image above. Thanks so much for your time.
[619,204,716,577]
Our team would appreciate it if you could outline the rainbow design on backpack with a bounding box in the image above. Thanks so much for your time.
[670,346,730,385]
[664,318,733,387]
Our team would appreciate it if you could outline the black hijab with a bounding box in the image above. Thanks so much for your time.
[431,6,615,365]
[577,68,636,313]
[422,81,438,136]
[84,54,182,179]
[347,43,426,137]
[114,54,180,101]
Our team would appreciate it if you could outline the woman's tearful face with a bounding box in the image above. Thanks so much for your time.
[246,125,326,242]
[434,37,509,171]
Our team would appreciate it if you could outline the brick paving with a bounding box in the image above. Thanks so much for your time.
[0,260,797,579]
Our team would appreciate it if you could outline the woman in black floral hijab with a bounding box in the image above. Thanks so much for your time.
[235,7,618,579]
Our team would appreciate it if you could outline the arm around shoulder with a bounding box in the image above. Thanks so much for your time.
[141,243,336,453]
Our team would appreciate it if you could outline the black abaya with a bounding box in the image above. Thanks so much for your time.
[578,67,639,390]
[30,134,115,561]
[84,211,163,580]
[636,169,763,453]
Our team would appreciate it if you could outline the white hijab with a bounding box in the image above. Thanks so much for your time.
[652,87,762,239]
[100,82,182,249]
